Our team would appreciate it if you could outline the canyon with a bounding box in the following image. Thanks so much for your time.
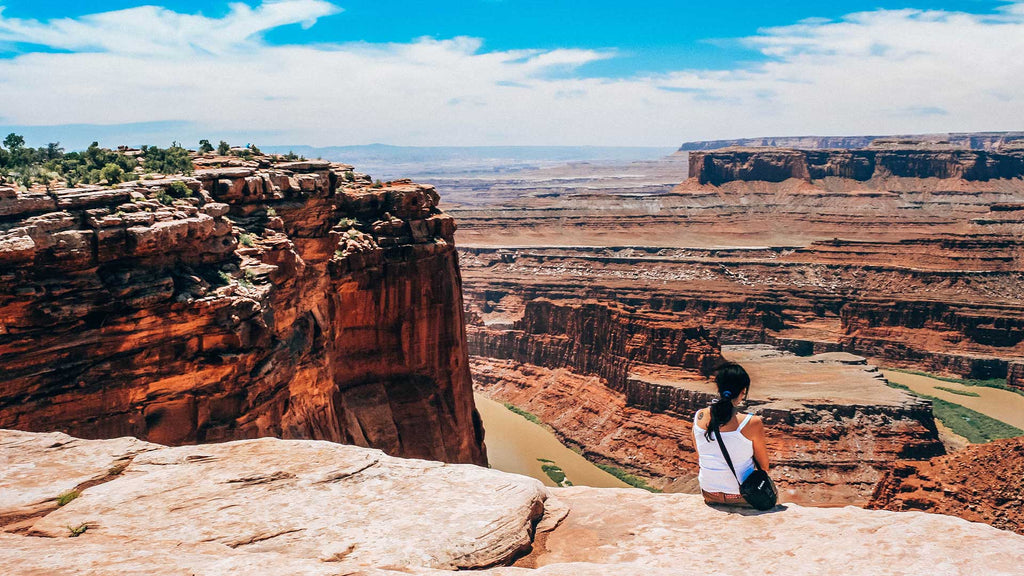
[0,153,485,465]
[453,137,1024,511]
[2,429,1022,575]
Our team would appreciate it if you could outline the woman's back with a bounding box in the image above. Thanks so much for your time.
[694,409,756,494]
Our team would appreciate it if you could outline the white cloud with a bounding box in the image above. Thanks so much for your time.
[0,1,1022,146]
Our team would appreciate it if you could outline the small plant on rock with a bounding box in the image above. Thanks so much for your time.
[57,489,81,506]
[154,190,174,205]
[67,523,89,537]
[238,233,254,247]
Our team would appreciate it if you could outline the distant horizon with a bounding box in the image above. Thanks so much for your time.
[3,127,1023,154]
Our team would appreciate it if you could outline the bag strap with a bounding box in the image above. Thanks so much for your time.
[713,427,741,484]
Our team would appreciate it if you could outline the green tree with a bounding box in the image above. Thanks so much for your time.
[198,139,214,154]
[217,140,230,155]
[3,133,25,152]
[45,142,64,160]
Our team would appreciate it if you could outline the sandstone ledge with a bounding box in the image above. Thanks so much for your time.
[2,430,1022,576]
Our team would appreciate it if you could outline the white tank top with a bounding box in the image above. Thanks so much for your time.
[693,411,755,494]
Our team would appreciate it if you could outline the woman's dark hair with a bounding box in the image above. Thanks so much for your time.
[704,362,750,441]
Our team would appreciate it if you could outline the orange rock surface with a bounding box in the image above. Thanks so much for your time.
[0,156,485,465]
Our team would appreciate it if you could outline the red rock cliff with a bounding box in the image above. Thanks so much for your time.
[0,156,485,465]
[690,146,1024,185]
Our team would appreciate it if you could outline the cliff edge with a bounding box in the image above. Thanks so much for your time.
[0,155,485,465]
[1,429,1021,576]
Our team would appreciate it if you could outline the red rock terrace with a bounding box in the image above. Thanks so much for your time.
[0,156,485,465]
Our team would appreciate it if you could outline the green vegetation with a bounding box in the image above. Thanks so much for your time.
[343,170,356,182]
[503,402,543,425]
[140,143,192,175]
[595,464,660,492]
[338,217,358,229]
[154,190,174,206]
[934,386,981,397]
[280,150,306,161]
[888,368,1021,396]
[198,139,214,154]
[537,459,572,487]
[371,179,383,188]
[266,207,277,217]
[56,489,81,507]
[217,140,230,155]
[67,523,89,537]
[885,381,1023,443]
[238,233,254,247]
[0,133,196,190]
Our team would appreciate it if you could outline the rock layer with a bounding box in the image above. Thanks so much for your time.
[0,156,485,465]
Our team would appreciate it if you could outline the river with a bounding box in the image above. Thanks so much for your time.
[474,393,630,488]
[880,370,1024,430]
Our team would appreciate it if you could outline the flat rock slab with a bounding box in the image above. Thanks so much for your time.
[29,437,548,570]
[0,430,158,519]
[512,487,1024,576]
[0,533,399,576]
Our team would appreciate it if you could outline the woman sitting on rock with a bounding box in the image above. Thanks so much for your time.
[693,362,770,506]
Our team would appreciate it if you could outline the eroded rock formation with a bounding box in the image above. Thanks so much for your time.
[0,156,485,465]
[2,429,1021,575]
[869,436,1024,535]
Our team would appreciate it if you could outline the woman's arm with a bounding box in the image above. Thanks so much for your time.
[744,416,770,472]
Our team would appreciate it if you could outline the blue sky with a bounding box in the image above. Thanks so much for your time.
[0,1,1022,147]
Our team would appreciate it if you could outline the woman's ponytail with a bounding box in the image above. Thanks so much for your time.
[704,362,750,441]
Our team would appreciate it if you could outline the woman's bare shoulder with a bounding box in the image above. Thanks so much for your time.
[740,413,765,434]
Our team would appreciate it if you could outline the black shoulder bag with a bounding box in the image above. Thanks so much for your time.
[714,428,777,510]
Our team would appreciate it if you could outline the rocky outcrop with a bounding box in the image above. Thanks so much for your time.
[869,436,1024,535]
[678,131,1024,151]
[2,429,1022,576]
[690,146,1024,185]
[0,156,485,465]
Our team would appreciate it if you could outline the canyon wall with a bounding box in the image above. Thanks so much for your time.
[0,156,485,465]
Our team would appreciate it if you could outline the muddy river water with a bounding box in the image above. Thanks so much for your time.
[474,393,630,488]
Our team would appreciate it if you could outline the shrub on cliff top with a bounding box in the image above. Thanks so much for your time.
[198,139,214,154]
[217,140,230,155]
[166,180,192,198]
